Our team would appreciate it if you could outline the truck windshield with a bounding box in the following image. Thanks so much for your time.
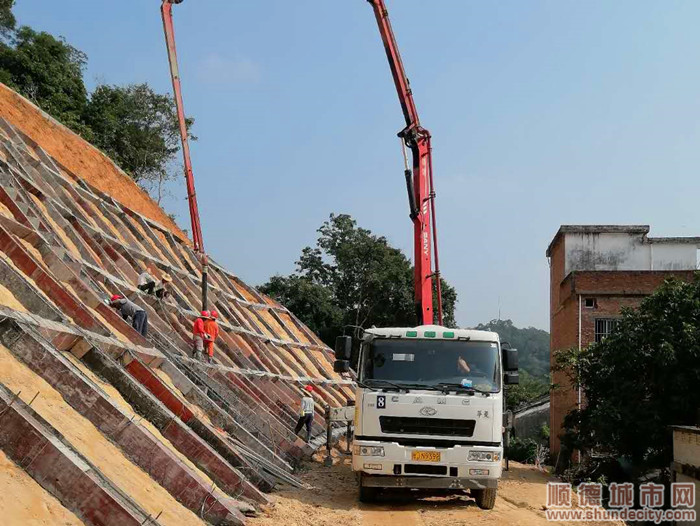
[361,339,501,393]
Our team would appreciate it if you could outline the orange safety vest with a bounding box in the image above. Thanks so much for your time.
[203,319,219,356]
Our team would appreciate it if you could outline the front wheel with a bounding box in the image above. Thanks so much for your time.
[358,473,378,503]
[473,488,496,510]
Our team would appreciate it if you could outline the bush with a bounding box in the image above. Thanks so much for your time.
[507,437,539,463]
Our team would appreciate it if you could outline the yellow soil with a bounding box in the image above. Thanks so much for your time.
[0,449,85,526]
[0,282,27,312]
[276,312,308,343]
[17,237,45,265]
[257,309,286,338]
[83,198,127,245]
[231,282,258,304]
[0,345,205,526]
[0,83,186,240]
[127,218,170,263]
[0,200,14,219]
[28,194,82,258]
[152,228,181,264]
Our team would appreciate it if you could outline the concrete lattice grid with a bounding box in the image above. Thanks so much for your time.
[0,84,354,525]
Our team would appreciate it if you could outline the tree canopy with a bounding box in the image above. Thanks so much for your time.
[556,277,700,470]
[0,6,194,202]
[0,26,90,134]
[260,214,458,347]
[83,83,194,198]
[475,319,551,410]
[475,319,550,379]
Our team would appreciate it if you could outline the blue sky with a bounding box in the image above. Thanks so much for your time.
[14,1,700,331]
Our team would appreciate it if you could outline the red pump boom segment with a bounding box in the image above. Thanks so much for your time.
[161,0,209,309]
[367,0,443,326]
[161,0,203,253]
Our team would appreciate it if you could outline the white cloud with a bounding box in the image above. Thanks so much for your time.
[199,53,261,86]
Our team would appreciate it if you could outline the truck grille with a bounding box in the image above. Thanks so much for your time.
[379,416,476,436]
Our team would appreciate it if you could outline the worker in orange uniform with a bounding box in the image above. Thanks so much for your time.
[192,310,209,361]
[203,310,220,364]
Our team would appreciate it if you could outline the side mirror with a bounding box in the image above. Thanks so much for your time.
[504,371,519,385]
[503,348,518,371]
[333,360,350,374]
[335,335,352,360]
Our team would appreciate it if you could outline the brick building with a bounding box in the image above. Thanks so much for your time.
[547,225,700,456]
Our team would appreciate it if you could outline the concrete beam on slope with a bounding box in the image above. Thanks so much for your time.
[0,223,109,334]
[158,358,294,471]
[0,382,153,526]
[0,319,248,525]
[78,344,273,500]
[120,355,287,485]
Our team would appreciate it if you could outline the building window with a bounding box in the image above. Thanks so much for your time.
[584,298,597,309]
[594,318,619,343]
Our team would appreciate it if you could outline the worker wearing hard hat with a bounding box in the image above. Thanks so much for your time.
[192,311,209,361]
[203,311,220,364]
[138,271,172,299]
[294,385,316,443]
[109,294,148,337]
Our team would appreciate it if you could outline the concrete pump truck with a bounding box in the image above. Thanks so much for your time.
[331,0,520,508]
[160,0,519,509]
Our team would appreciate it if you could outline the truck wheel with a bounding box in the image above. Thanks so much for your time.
[473,488,496,510]
[358,474,378,503]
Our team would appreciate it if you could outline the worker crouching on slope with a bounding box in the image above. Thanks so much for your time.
[192,311,210,361]
[294,385,315,443]
[109,294,148,337]
[138,270,172,299]
[203,310,220,364]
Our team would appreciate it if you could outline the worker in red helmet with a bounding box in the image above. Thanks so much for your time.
[109,294,148,337]
[192,310,210,361]
[203,311,220,364]
[294,384,315,443]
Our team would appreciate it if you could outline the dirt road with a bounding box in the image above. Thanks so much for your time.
[249,455,614,526]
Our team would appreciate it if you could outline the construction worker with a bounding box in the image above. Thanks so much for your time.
[138,271,172,299]
[203,310,220,364]
[192,311,209,361]
[137,270,157,295]
[294,385,315,443]
[109,294,148,337]
[153,273,172,299]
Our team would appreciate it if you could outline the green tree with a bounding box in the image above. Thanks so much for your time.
[476,319,550,379]
[556,277,700,470]
[82,83,195,199]
[0,0,16,39]
[505,370,549,411]
[260,214,458,346]
[0,26,90,133]
[259,275,342,344]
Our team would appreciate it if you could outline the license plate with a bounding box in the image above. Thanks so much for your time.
[411,451,441,463]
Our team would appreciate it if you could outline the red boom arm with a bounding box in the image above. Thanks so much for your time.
[161,0,204,254]
[161,0,209,310]
[367,0,443,326]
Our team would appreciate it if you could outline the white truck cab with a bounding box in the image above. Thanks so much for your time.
[334,324,519,508]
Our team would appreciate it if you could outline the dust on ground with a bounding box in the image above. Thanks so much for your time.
[249,452,620,526]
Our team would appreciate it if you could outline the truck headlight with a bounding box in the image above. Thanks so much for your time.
[353,445,385,457]
[468,450,500,462]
